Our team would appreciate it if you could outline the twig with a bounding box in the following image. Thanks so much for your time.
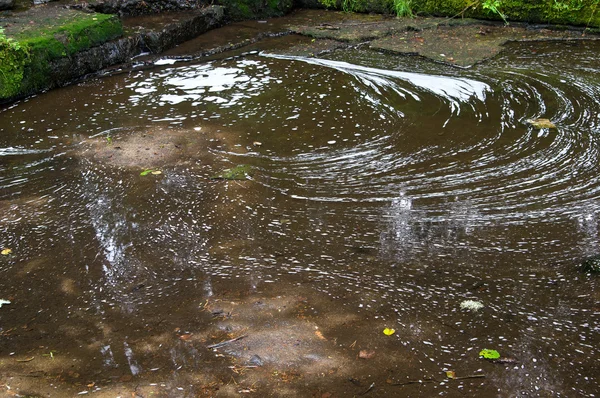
[359,382,375,395]
[207,335,247,349]
[387,378,435,386]
[454,374,486,380]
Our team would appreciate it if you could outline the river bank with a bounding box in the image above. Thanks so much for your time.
[2,0,600,104]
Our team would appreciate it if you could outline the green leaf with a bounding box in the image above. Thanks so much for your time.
[479,349,500,359]
[140,169,154,176]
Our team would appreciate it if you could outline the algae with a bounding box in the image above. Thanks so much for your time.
[211,165,253,180]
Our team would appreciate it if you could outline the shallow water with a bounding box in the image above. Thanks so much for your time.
[0,37,599,396]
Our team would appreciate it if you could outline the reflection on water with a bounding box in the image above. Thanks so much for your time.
[0,38,599,396]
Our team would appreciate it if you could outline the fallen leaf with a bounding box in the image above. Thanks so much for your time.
[479,349,500,359]
[359,350,375,359]
[315,330,326,340]
[446,370,456,379]
[1,248,12,255]
[526,118,556,129]
[151,170,162,175]
[140,169,154,176]
[383,328,395,336]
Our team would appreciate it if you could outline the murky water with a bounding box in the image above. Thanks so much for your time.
[0,36,599,396]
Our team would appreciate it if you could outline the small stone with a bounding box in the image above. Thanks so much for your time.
[248,354,263,366]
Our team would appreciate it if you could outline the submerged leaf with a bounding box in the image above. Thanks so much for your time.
[383,328,396,336]
[479,349,500,359]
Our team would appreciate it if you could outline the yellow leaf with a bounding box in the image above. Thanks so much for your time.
[383,328,395,336]
[151,170,162,175]
[446,371,456,379]
[1,248,12,255]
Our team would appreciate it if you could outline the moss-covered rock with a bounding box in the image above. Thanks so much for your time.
[0,9,123,101]
[0,38,28,98]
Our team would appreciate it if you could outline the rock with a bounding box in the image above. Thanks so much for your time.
[248,354,264,366]
[526,118,556,129]
[0,0,15,10]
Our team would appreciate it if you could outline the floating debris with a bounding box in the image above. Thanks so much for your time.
[479,349,500,360]
[0,299,11,308]
[526,118,556,129]
[140,169,161,176]
[460,299,484,311]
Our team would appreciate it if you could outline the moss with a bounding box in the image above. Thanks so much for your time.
[1,13,122,100]
[0,39,28,98]
[211,164,254,180]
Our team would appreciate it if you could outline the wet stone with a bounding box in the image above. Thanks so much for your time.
[248,354,264,366]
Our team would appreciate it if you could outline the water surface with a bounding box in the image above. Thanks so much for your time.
[0,38,599,396]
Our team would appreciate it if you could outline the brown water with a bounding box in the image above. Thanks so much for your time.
[0,37,599,397]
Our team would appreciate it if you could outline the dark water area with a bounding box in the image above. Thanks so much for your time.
[0,34,599,397]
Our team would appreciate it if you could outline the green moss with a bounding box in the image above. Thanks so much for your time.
[1,13,122,100]
[211,164,253,180]
[0,38,28,98]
